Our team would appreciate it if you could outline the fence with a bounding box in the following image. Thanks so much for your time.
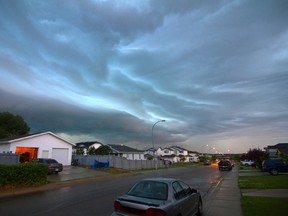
[72,155,165,170]
[0,152,20,165]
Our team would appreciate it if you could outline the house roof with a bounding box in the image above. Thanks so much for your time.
[267,143,288,154]
[108,144,144,153]
[170,146,188,151]
[0,131,75,146]
[75,141,102,148]
[145,147,160,151]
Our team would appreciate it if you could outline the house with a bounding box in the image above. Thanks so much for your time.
[144,147,164,159]
[188,151,200,162]
[74,141,102,155]
[108,144,145,160]
[265,143,288,158]
[144,146,200,163]
[170,146,189,156]
[0,131,74,165]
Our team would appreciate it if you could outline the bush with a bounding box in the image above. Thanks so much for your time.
[0,163,48,187]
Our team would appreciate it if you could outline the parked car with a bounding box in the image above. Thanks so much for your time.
[112,178,203,216]
[34,158,63,174]
[203,160,211,165]
[262,159,288,175]
[218,160,232,171]
[240,160,255,166]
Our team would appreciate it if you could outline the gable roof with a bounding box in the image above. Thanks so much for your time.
[108,144,144,153]
[267,143,288,154]
[170,146,188,151]
[75,141,102,148]
[0,131,75,146]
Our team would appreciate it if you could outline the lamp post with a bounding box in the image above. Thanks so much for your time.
[152,120,165,168]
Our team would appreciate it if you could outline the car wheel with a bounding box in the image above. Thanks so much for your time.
[270,169,278,175]
[196,199,203,216]
[55,171,59,174]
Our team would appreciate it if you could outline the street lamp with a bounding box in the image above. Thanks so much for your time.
[201,144,208,155]
[152,120,165,155]
[152,120,165,170]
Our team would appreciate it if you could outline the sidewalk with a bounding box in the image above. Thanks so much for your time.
[205,167,242,216]
[205,166,288,216]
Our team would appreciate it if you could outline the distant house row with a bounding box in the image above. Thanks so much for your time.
[74,142,200,163]
[1,131,287,166]
[144,146,199,163]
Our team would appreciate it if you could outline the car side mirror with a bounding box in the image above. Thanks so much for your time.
[191,188,197,194]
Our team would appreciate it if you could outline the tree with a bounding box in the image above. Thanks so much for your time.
[95,145,112,155]
[240,148,268,169]
[0,112,30,138]
[87,145,112,155]
[87,146,97,155]
[75,148,85,155]
[280,153,288,163]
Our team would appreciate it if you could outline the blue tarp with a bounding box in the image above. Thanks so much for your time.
[91,160,109,169]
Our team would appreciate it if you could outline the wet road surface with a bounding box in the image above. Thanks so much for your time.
[0,165,225,216]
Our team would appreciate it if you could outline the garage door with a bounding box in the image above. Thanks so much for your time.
[52,148,69,165]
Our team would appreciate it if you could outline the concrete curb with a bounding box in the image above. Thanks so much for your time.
[205,167,243,216]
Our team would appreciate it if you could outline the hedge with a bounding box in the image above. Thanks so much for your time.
[0,163,48,187]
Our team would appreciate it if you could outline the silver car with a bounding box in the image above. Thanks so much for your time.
[111,178,202,216]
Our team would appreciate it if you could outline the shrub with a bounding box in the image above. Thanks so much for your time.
[0,163,48,187]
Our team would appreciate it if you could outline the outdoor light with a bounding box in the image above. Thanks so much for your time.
[151,120,165,169]
[152,120,166,151]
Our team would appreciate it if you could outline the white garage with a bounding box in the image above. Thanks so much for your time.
[0,131,75,165]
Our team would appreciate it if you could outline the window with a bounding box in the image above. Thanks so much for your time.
[173,181,186,200]
[178,181,192,195]
[128,181,168,200]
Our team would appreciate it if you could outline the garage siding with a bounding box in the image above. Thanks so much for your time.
[52,148,69,165]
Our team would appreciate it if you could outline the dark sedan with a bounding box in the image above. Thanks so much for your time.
[112,178,202,216]
[218,160,232,171]
[34,158,63,174]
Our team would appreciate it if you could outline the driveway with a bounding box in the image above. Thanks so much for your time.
[47,165,111,182]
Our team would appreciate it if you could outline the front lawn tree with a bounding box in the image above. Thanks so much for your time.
[87,145,112,155]
[95,145,112,155]
[241,148,268,168]
[0,112,30,138]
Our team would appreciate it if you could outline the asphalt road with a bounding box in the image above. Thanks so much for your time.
[0,165,225,216]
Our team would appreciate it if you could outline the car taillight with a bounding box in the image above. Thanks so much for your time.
[114,201,123,210]
[146,208,167,216]
[47,164,52,168]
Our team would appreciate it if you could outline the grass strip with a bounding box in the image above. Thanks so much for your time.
[239,175,288,189]
[241,196,288,216]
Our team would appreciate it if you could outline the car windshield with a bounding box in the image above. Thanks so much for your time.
[127,181,168,201]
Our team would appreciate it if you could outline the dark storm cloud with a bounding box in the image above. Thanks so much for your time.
[0,0,288,152]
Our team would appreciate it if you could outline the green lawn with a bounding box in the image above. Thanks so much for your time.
[239,166,258,171]
[240,174,288,216]
[239,175,288,189]
[241,196,288,216]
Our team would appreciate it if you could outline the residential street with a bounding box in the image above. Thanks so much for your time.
[0,165,225,216]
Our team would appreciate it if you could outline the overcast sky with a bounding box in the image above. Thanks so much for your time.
[1,0,288,153]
